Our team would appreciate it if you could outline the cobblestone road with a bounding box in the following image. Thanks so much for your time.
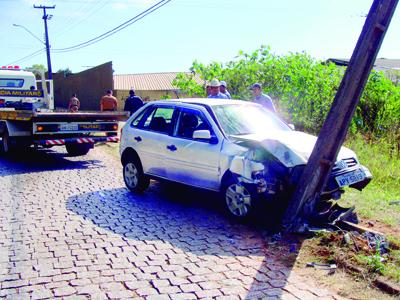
[0,146,345,299]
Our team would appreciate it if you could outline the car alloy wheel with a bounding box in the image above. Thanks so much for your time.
[225,183,252,217]
[124,162,139,189]
[123,157,149,193]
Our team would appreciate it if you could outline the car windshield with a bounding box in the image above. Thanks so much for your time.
[212,103,291,136]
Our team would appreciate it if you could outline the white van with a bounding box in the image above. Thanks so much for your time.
[0,67,46,110]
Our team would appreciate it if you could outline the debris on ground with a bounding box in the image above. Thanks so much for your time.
[306,262,337,272]
[302,228,400,296]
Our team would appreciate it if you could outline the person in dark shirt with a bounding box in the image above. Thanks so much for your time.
[251,83,276,113]
[124,89,143,116]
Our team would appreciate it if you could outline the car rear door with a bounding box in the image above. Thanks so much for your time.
[163,106,222,190]
[124,105,175,178]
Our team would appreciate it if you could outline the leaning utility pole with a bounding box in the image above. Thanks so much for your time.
[282,0,398,231]
[34,4,55,80]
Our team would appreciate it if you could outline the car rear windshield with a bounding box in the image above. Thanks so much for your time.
[212,103,291,136]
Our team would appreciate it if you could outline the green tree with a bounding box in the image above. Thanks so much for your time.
[26,64,46,78]
[173,45,399,144]
[57,67,73,77]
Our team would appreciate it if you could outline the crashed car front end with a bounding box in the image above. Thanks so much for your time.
[226,133,372,205]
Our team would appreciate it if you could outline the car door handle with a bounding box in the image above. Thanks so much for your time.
[134,136,142,142]
[166,144,177,151]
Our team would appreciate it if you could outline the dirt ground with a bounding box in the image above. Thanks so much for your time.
[267,234,399,300]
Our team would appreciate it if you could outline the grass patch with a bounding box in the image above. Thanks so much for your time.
[340,134,400,227]
[306,134,400,288]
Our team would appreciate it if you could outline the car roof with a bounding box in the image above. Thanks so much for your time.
[149,98,254,108]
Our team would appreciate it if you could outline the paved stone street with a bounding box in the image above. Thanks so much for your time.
[0,146,344,299]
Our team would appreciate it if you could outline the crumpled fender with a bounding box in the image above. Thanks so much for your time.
[229,155,264,180]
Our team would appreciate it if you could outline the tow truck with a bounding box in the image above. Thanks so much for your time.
[0,66,128,156]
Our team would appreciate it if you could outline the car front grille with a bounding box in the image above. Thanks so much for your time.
[332,157,358,172]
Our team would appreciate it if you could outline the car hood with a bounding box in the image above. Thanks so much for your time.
[231,131,356,168]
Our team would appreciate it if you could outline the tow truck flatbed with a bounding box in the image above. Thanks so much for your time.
[0,109,129,122]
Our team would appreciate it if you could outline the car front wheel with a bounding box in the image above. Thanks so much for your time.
[123,158,149,193]
[223,178,255,219]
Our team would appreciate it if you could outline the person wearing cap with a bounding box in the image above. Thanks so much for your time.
[251,83,276,113]
[207,79,228,99]
[100,89,118,111]
[219,81,231,99]
[124,89,143,116]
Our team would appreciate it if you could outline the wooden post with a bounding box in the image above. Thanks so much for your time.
[282,0,398,231]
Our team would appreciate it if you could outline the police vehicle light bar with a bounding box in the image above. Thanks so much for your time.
[1,66,20,70]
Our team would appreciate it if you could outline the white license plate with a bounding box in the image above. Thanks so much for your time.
[335,169,366,187]
[60,124,78,131]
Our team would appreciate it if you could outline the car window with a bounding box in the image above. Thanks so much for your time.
[130,107,149,127]
[142,106,174,134]
[175,109,211,139]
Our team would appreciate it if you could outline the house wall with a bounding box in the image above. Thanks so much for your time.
[53,62,113,111]
[114,90,181,108]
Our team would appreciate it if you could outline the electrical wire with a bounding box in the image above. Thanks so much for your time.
[6,48,46,65]
[52,0,109,39]
[52,0,171,53]
[6,0,171,66]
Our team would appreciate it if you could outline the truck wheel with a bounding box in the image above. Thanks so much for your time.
[123,157,149,193]
[0,130,12,155]
[222,176,257,220]
[66,143,91,156]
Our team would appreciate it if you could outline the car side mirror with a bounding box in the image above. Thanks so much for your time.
[193,130,218,144]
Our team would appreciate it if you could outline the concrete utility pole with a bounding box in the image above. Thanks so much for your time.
[282,0,398,231]
[34,4,55,80]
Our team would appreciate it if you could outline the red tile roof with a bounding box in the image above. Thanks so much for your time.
[113,72,204,91]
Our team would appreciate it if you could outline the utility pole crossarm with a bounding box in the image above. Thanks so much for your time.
[34,4,55,80]
[282,0,398,231]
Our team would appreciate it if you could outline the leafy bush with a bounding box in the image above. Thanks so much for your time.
[173,46,400,144]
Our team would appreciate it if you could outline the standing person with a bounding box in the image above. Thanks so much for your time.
[207,79,228,99]
[124,89,143,116]
[205,84,212,97]
[100,89,118,111]
[68,93,80,112]
[251,83,276,113]
[220,81,231,99]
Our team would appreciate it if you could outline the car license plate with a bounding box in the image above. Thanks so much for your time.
[335,169,366,187]
[59,123,78,131]
[79,124,101,130]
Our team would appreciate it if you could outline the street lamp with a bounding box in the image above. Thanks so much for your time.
[13,23,44,45]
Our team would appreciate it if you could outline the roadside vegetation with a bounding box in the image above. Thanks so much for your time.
[171,46,400,296]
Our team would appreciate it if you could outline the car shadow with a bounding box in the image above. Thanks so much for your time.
[0,147,104,177]
[66,182,306,299]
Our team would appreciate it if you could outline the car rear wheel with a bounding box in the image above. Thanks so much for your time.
[123,157,149,193]
[223,177,255,219]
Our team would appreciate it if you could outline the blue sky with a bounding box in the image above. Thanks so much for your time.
[1,0,399,75]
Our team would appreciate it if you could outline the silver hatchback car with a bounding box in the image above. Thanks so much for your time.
[120,99,372,219]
